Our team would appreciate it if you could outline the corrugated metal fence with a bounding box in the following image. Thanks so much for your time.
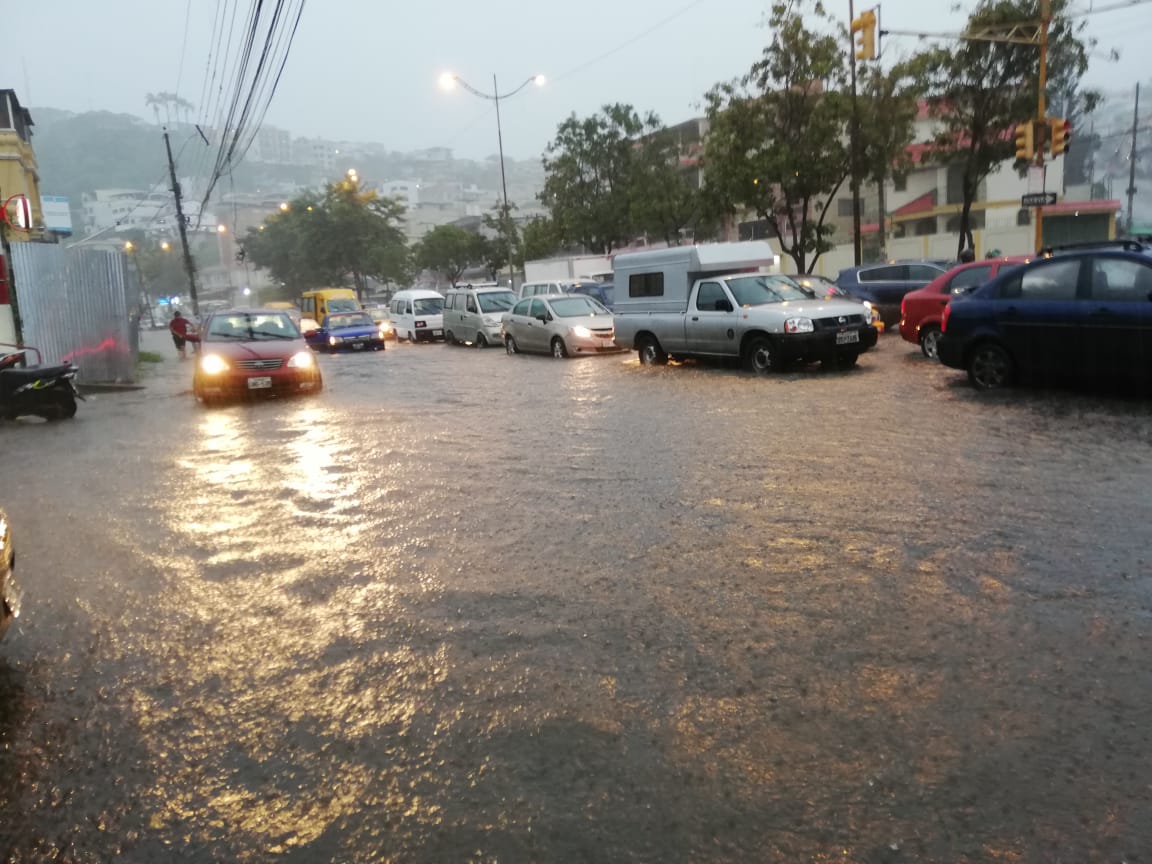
[9,243,137,383]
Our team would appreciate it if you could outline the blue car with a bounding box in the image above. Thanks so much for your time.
[835,261,946,326]
[568,281,615,310]
[938,240,1152,390]
[306,311,388,353]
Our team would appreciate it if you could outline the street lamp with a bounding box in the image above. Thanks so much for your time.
[439,69,546,288]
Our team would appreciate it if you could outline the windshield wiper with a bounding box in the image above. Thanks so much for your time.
[249,330,294,339]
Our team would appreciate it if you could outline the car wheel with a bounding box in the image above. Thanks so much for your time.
[505,335,519,355]
[836,351,859,370]
[920,327,942,360]
[967,343,1013,390]
[743,336,777,376]
[551,337,568,359]
[475,332,488,349]
[637,335,668,366]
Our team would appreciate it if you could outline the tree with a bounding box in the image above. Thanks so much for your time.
[482,202,521,277]
[414,225,484,286]
[917,0,1093,256]
[540,104,658,255]
[857,61,924,255]
[702,0,851,273]
[243,179,409,298]
[630,127,714,246]
[520,216,565,262]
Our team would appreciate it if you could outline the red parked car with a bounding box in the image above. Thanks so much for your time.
[899,257,1029,359]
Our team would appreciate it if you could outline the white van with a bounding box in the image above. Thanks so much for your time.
[389,289,445,342]
[442,283,519,347]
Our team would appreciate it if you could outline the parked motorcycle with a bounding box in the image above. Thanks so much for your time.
[0,351,83,421]
[0,506,19,643]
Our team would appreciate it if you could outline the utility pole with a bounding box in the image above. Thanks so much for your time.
[848,0,863,266]
[163,129,200,318]
[1127,82,1140,234]
[1032,0,1050,252]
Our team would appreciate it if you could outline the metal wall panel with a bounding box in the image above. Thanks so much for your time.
[9,243,136,383]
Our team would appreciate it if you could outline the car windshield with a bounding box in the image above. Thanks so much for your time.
[327,298,360,314]
[413,298,444,314]
[725,275,812,306]
[795,276,843,296]
[329,313,374,328]
[477,291,517,313]
[206,312,299,341]
[549,296,609,317]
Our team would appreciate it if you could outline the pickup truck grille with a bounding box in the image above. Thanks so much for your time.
[814,314,864,329]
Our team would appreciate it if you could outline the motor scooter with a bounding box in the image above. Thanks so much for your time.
[0,351,83,421]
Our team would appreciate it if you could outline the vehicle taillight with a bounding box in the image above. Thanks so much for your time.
[941,302,952,334]
[900,297,906,318]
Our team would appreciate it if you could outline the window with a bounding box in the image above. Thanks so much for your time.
[629,272,664,298]
[893,174,907,192]
[837,199,854,218]
[301,297,315,317]
[948,265,993,294]
[466,295,477,313]
[907,264,944,281]
[1089,258,1152,301]
[1016,208,1031,226]
[529,299,547,319]
[696,282,727,311]
[1002,260,1080,301]
[512,299,532,316]
[859,265,905,282]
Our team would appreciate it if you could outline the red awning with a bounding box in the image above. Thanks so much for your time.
[892,190,936,218]
[1039,199,1121,216]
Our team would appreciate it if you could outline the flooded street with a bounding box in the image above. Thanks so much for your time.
[2,329,1152,862]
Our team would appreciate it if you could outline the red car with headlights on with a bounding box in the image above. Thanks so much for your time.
[899,256,1029,359]
[193,308,323,404]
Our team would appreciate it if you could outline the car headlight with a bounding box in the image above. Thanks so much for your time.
[571,325,592,338]
[328,336,338,346]
[200,354,229,375]
[784,317,814,334]
[863,301,879,324]
[287,351,314,369]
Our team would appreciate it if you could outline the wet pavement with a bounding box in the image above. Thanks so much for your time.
[2,328,1152,863]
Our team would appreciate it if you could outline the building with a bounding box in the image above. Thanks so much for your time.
[80,187,203,236]
[0,89,44,233]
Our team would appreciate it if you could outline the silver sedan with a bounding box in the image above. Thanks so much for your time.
[501,295,619,358]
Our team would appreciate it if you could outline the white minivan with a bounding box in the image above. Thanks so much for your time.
[390,289,445,342]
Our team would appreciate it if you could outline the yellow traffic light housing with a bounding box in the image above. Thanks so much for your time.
[852,10,877,61]
[1049,117,1071,157]
[1014,121,1035,162]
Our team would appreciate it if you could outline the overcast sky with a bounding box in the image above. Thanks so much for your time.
[3,0,1147,164]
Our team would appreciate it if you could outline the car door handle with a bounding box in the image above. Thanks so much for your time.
[691,316,700,321]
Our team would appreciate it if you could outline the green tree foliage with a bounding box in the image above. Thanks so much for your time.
[702,0,851,273]
[540,104,705,254]
[482,202,521,277]
[242,179,408,299]
[519,216,565,262]
[857,61,923,220]
[414,225,485,286]
[916,0,1092,255]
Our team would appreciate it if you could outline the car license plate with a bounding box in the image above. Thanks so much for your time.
[248,376,272,389]
[351,341,365,350]
[836,330,860,345]
[433,330,443,336]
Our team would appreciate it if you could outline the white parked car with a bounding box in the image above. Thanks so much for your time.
[501,294,620,358]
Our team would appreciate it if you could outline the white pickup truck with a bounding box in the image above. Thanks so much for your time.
[611,242,878,373]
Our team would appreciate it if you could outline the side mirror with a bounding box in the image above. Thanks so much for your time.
[716,299,733,312]
[536,314,548,323]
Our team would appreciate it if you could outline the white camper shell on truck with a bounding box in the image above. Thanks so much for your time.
[611,241,878,374]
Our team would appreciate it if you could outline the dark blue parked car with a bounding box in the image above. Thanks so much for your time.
[568,281,615,310]
[836,261,946,326]
[938,240,1152,390]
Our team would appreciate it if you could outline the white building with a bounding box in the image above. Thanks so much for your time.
[80,188,203,235]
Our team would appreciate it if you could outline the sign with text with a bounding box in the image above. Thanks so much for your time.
[1021,192,1058,208]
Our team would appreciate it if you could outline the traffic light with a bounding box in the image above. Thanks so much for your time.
[1049,117,1071,156]
[1014,121,1034,162]
[852,10,877,61]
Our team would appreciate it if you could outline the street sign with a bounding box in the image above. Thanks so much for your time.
[1021,192,1057,207]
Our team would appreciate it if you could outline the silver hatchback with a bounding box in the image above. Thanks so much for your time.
[501,295,619,358]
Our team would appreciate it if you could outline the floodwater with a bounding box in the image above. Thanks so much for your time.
[1,330,1151,862]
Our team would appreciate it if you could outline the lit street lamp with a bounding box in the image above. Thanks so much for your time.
[439,70,546,288]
